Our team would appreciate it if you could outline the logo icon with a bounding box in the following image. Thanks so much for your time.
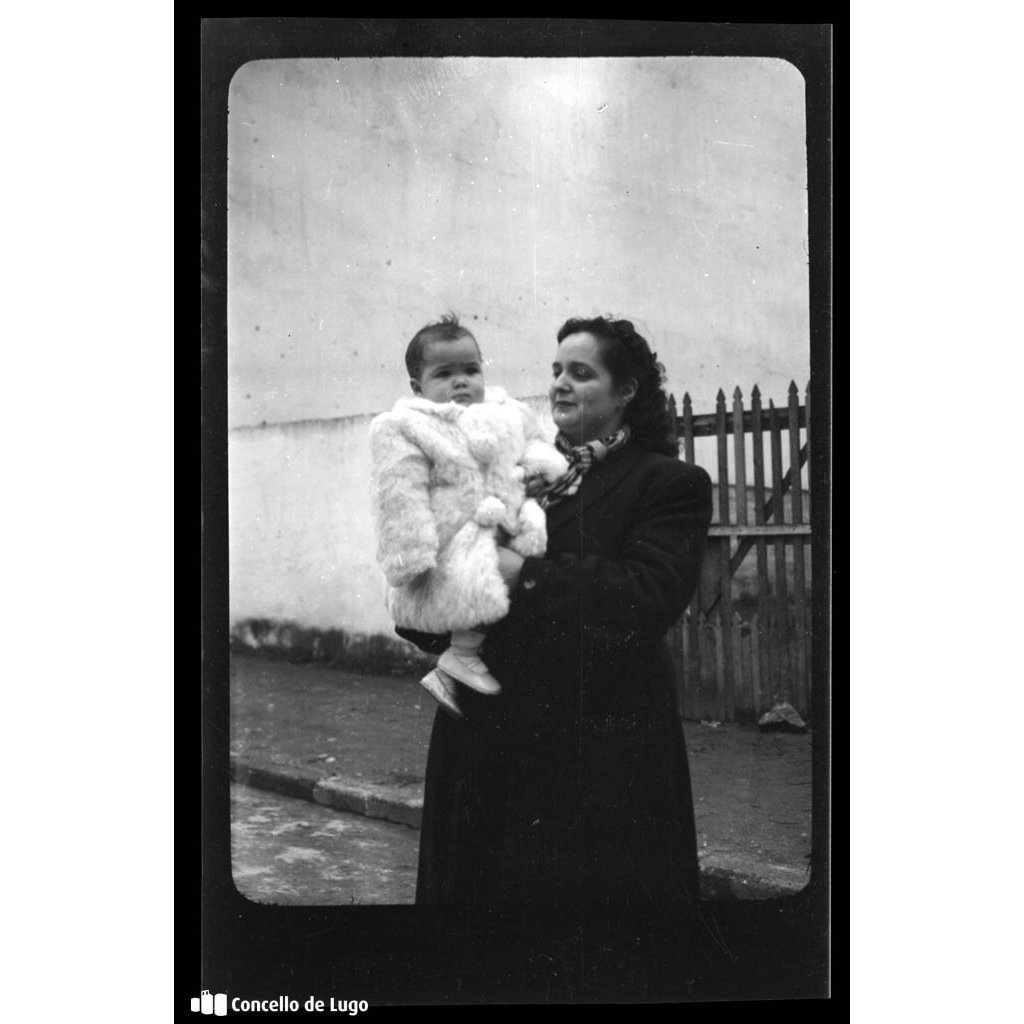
[191,990,227,1015]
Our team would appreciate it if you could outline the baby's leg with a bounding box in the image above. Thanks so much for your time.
[438,627,502,695]
[419,666,464,720]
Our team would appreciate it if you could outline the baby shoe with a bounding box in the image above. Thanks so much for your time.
[438,648,503,695]
[419,668,465,720]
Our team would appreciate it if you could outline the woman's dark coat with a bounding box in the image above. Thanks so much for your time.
[405,442,713,909]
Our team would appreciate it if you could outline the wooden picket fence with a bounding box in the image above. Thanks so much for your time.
[665,382,812,723]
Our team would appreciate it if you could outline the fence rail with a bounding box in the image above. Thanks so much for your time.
[666,381,812,723]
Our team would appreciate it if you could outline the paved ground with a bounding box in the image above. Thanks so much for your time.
[229,652,813,900]
[231,783,417,905]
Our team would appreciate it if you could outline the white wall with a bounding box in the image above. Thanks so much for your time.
[226,57,811,634]
[229,413,385,633]
[227,393,807,633]
[229,396,553,634]
[227,57,808,430]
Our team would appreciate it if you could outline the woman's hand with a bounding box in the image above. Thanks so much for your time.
[496,547,524,590]
[524,474,548,499]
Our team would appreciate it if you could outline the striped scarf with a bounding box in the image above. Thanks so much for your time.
[538,426,631,509]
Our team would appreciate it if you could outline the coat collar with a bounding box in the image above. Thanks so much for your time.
[391,386,511,421]
[544,442,647,538]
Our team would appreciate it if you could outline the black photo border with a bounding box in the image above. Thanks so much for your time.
[200,18,835,1004]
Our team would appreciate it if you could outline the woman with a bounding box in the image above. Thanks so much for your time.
[402,316,712,910]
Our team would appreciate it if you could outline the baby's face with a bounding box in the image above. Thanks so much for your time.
[413,336,486,406]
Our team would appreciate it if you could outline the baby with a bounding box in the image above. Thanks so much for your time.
[368,314,567,718]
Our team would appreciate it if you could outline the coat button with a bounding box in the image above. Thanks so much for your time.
[522,577,536,590]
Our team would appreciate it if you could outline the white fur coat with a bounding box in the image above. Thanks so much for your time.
[368,387,567,634]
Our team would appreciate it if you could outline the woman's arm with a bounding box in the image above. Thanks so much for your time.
[508,462,712,651]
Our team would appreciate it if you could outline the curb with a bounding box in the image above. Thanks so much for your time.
[230,756,322,803]
[229,755,807,900]
[230,755,422,830]
[313,775,422,830]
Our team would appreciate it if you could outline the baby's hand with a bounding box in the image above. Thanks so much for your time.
[496,547,524,589]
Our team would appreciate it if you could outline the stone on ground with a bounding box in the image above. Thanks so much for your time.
[757,702,807,733]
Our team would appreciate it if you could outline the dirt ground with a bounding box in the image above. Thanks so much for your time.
[685,721,813,869]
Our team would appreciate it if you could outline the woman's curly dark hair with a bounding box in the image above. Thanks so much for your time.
[556,316,678,456]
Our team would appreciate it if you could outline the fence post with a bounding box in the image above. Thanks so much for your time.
[715,389,735,720]
[736,612,751,721]
[698,612,712,720]
[750,608,763,715]
[733,386,749,532]
[751,385,770,604]
[788,380,808,718]
[805,379,812,719]
[681,391,695,464]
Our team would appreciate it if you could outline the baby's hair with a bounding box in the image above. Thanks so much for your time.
[405,312,480,380]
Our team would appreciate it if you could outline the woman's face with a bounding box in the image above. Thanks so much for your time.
[549,332,634,444]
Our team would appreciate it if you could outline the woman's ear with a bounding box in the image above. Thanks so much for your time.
[619,378,638,407]
[409,378,423,395]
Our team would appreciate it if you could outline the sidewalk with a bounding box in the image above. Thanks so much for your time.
[229,651,814,900]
